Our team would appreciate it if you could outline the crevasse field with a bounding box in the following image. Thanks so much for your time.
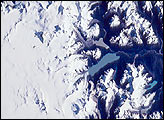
[1,1,163,119]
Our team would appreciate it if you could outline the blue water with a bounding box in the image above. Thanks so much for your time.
[88,53,120,76]
[147,80,158,90]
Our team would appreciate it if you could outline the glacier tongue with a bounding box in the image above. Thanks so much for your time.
[1,1,163,119]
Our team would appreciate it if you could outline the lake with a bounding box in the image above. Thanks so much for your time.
[88,53,120,77]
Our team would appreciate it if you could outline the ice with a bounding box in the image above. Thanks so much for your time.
[1,1,163,119]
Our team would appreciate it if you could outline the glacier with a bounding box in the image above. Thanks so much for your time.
[1,1,163,119]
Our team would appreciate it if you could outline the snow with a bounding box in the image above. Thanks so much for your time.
[1,1,163,119]
[1,1,83,118]
[110,15,120,28]
[86,23,100,39]
[117,64,157,118]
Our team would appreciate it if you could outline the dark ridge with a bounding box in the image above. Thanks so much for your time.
[114,61,127,86]
[46,1,52,9]
[98,96,107,119]
[137,1,163,42]
[89,2,101,11]
[54,25,61,33]
[12,2,21,9]
[90,1,108,22]
[151,3,163,40]
[58,4,64,15]
[134,50,163,82]
[147,88,163,117]
[137,1,151,22]
[35,31,44,43]
[114,52,133,86]
[138,49,148,55]
[99,1,108,16]
[38,2,43,13]
[161,46,163,54]
[89,114,94,119]
[72,104,80,115]
[109,95,120,119]
[40,101,46,112]
[103,9,117,22]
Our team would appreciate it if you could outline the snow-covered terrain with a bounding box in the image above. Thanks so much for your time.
[1,1,163,119]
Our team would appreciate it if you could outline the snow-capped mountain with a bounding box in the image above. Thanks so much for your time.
[1,1,163,119]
